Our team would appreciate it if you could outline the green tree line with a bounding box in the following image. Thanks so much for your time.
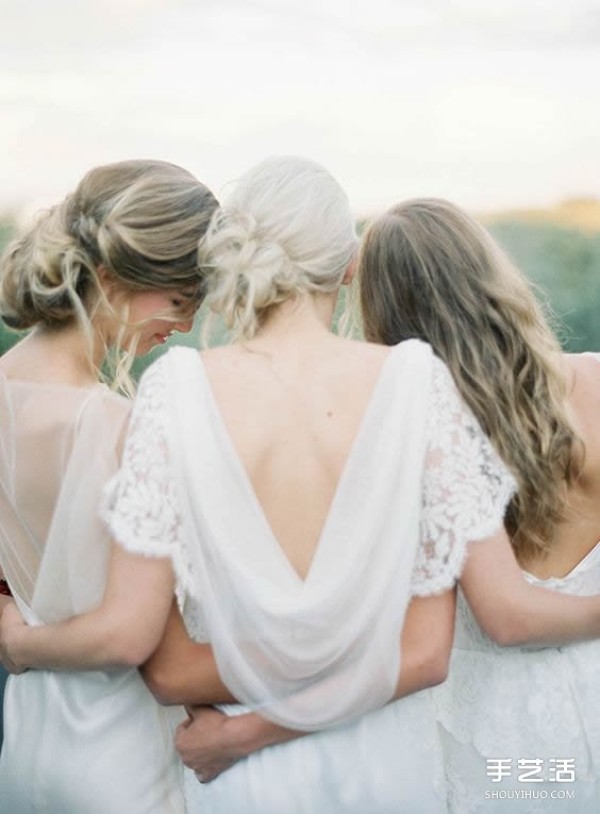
[488,220,600,353]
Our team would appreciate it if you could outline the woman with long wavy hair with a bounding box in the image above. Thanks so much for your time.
[358,198,600,812]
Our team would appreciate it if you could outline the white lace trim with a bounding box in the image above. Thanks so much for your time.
[100,355,195,615]
[411,358,516,596]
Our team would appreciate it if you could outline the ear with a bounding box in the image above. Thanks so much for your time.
[96,264,115,288]
[96,265,126,310]
[341,256,357,286]
[96,264,121,294]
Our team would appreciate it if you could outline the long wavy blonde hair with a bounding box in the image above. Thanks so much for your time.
[359,197,581,561]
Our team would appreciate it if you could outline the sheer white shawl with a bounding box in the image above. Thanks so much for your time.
[103,341,515,729]
[0,374,129,626]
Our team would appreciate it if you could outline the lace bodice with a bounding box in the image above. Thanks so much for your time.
[103,349,515,604]
[102,341,515,728]
[100,361,198,625]
[411,357,516,595]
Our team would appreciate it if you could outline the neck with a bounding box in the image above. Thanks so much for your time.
[246,292,339,351]
[10,324,103,386]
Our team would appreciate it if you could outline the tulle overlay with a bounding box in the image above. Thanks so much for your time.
[0,375,184,813]
[102,340,515,813]
[433,544,600,813]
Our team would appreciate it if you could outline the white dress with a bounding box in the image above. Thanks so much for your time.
[432,354,600,813]
[434,549,600,814]
[103,341,515,814]
[0,376,185,813]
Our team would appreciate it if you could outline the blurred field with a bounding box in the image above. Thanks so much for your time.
[484,197,600,234]
[485,198,600,353]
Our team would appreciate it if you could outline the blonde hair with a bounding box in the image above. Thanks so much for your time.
[200,156,357,340]
[0,159,218,391]
[359,197,581,561]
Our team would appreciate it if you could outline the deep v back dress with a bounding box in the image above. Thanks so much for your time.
[103,340,515,814]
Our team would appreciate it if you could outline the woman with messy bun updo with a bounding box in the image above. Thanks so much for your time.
[0,159,218,392]
[5,156,600,814]
[0,160,220,813]
[201,156,357,340]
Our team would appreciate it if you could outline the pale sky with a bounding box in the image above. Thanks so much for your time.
[1,0,599,217]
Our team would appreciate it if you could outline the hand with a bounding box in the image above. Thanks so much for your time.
[175,706,249,783]
[0,601,28,674]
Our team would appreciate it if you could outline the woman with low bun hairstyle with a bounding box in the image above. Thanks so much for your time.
[202,156,357,340]
[162,182,600,814]
[0,159,220,812]
[0,158,217,391]
[4,159,600,814]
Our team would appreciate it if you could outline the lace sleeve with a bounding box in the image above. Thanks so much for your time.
[410,357,516,597]
[100,356,190,598]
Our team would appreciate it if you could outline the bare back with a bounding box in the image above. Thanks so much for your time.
[200,337,392,580]
[522,352,600,578]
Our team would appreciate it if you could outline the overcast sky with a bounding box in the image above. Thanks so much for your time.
[1,0,599,217]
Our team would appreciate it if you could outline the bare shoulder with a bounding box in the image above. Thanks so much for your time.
[99,388,131,423]
[332,337,390,366]
[563,354,600,473]
[564,353,600,404]
[349,338,391,360]
[199,345,248,381]
[0,338,29,377]
[199,340,396,393]
[199,345,240,364]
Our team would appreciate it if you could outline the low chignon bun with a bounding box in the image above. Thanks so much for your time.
[200,156,357,339]
[201,209,303,339]
[0,160,219,332]
[0,200,98,330]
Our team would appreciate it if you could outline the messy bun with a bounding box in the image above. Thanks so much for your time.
[0,160,218,332]
[201,156,357,339]
[0,201,98,330]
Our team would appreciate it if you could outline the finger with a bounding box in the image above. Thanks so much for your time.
[195,770,218,785]
[174,722,191,745]
[176,716,192,733]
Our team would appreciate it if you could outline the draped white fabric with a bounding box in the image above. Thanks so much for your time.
[103,340,516,732]
[0,377,127,622]
[178,341,430,729]
[0,375,185,814]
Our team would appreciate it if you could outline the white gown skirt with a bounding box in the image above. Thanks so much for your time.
[0,668,185,814]
[435,640,600,814]
[433,550,600,814]
[184,690,447,814]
